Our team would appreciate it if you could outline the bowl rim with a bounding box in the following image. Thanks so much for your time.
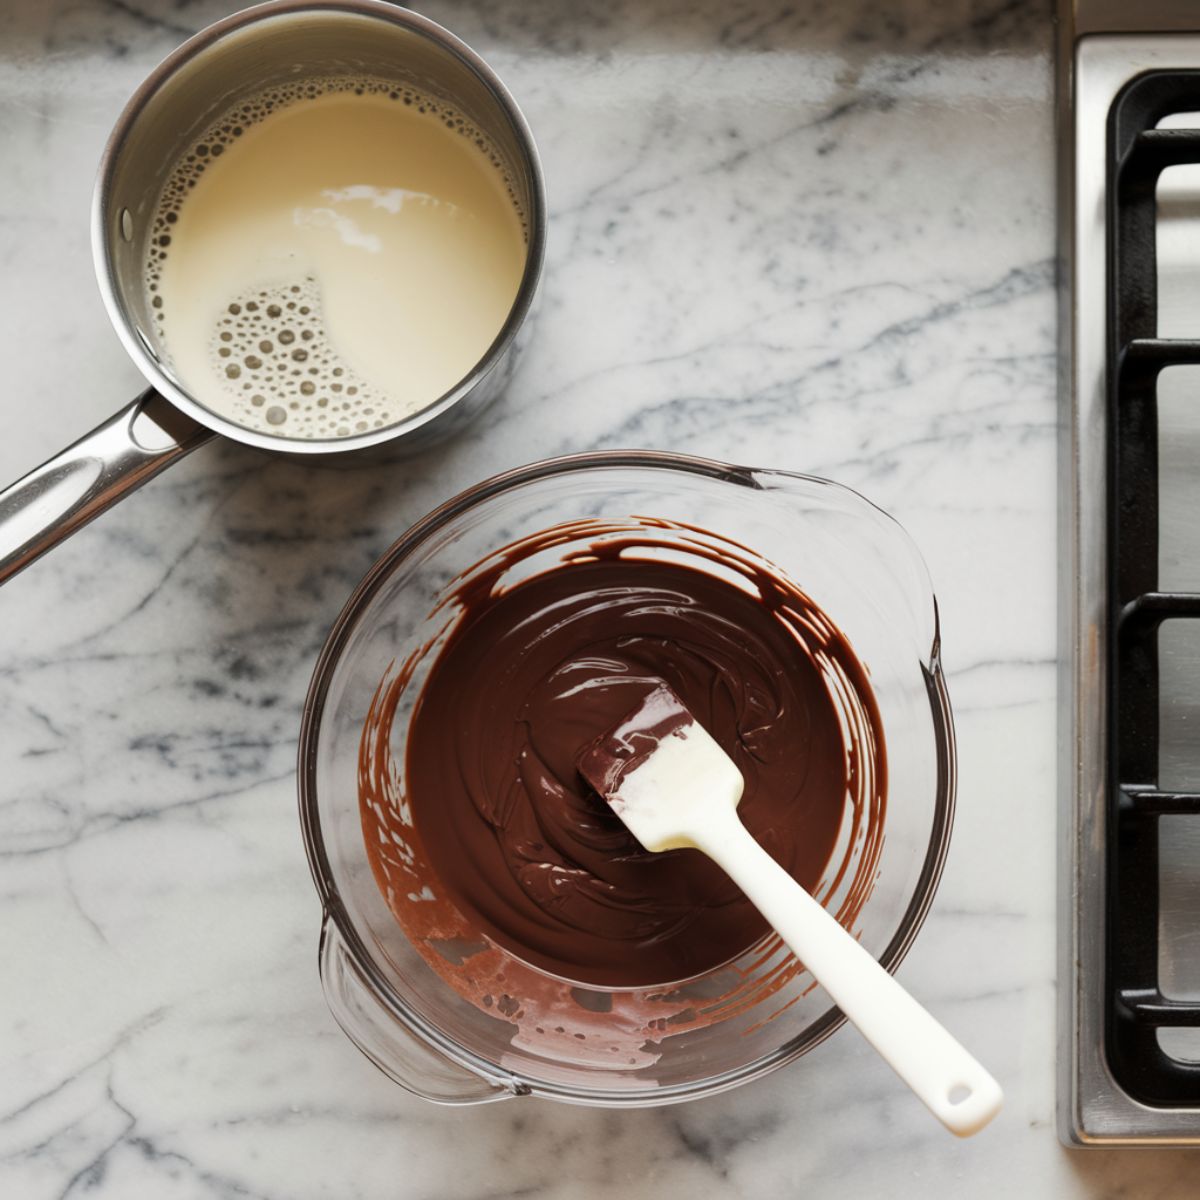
[296,448,957,1105]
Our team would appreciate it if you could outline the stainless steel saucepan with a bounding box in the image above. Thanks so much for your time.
[0,0,544,585]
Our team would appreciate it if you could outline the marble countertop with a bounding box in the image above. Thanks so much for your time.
[1,0,1196,1196]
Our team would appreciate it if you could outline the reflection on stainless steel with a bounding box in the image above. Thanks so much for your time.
[0,391,212,583]
[1157,368,1200,592]
[1059,0,1200,1145]
[1159,813,1200,1007]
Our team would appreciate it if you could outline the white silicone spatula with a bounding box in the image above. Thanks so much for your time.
[577,683,1003,1138]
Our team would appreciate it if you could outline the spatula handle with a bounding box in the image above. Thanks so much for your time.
[693,813,1003,1137]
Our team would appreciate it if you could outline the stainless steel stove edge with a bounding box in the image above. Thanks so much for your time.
[1057,4,1200,1146]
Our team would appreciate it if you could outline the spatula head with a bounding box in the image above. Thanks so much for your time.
[576,682,745,852]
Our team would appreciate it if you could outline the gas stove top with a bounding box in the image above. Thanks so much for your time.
[1059,0,1200,1147]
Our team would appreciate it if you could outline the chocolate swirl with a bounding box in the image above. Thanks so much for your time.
[380,528,887,988]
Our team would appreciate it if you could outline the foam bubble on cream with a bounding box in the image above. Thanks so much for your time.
[144,76,527,441]
[209,280,390,437]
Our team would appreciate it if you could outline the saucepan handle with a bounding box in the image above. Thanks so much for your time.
[0,389,214,585]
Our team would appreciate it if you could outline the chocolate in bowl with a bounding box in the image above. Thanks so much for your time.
[364,525,886,989]
[300,452,954,1106]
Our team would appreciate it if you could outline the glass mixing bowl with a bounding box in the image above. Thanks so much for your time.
[298,451,955,1106]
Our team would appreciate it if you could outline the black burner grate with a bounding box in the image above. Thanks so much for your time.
[1107,70,1200,1105]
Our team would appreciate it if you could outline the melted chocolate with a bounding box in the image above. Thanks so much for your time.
[384,532,887,988]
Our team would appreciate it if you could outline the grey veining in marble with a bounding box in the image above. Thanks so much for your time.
[2,0,1198,1196]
